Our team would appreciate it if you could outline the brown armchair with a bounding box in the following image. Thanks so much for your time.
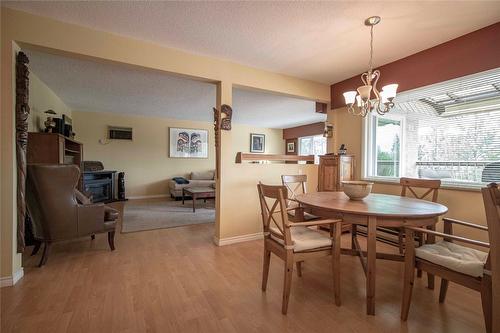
[26,164,118,266]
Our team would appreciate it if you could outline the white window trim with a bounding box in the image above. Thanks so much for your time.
[298,135,326,155]
[361,113,484,192]
[363,113,405,179]
[298,136,309,156]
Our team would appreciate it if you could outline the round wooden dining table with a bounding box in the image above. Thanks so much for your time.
[295,191,448,315]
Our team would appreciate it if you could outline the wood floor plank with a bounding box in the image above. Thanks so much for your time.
[1,223,485,333]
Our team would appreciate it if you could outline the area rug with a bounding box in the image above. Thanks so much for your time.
[121,198,215,233]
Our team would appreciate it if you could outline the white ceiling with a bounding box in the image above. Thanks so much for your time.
[233,89,324,129]
[25,49,322,128]
[26,49,217,122]
[4,1,500,84]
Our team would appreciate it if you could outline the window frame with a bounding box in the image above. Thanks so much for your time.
[363,113,405,182]
[298,135,326,155]
[298,134,327,164]
[362,111,486,191]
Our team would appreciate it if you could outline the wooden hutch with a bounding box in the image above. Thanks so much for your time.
[27,132,83,187]
[318,154,355,232]
[318,154,355,191]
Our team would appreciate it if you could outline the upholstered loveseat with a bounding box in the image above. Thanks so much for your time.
[168,170,215,199]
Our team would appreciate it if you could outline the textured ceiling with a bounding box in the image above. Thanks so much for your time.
[26,49,321,128]
[5,1,500,84]
[26,49,217,122]
[233,89,324,129]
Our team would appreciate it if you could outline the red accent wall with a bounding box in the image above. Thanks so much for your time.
[330,22,500,109]
[283,122,324,140]
[315,102,327,114]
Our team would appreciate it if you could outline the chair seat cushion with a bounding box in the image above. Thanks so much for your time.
[415,240,488,277]
[270,226,332,252]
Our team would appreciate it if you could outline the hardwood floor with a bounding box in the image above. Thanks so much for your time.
[1,224,485,333]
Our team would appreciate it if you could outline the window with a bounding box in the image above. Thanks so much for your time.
[299,135,326,163]
[364,68,500,188]
[367,115,403,178]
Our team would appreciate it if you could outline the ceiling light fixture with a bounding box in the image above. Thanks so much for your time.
[343,16,398,117]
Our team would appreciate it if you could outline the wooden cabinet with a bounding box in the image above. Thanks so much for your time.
[27,132,83,187]
[317,154,355,233]
[318,154,355,192]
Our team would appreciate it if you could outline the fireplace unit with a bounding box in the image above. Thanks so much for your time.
[82,161,118,203]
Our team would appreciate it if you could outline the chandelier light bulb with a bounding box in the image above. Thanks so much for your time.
[356,95,362,107]
[381,84,398,100]
[343,91,357,105]
[357,85,372,102]
[380,90,389,104]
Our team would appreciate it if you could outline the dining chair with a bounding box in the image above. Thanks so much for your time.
[364,178,441,286]
[401,183,498,333]
[281,174,320,222]
[377,178,441,251]
[257,182,343,314]
[399,178,441,286]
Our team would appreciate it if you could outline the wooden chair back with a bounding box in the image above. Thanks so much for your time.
[257,183,293,247]
[482,183,500,332]
[281,174,308,204]
[400,177,441,202]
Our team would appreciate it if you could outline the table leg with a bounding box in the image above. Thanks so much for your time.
[192,194,196,213]
[351,224,357,250]
[367,216,377,315]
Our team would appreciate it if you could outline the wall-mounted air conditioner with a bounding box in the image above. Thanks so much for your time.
[108,126,133,140]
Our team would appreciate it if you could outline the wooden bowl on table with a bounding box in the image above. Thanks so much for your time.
[341,181,374,200]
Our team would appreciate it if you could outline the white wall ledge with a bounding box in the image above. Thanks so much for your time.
[362,177,482,192]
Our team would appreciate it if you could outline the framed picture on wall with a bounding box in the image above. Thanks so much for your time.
[287,142,295,153]
[250,133,265,153]
[169,127,208,158]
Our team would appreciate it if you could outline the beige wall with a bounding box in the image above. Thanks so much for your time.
[28,72,72,132]
[1,41,22,282]
[216,123,291,240]
[72,110,284,198]
[217,160,318,240]
[327,107,362,169]
[1,8,330,279]
[328,107,488,243]
[72,111,215,198]
[230,124,285,157]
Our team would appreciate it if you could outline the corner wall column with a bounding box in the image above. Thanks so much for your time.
[1,39,24,285]
[214,80,232,243]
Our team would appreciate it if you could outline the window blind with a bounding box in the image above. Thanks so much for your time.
[366,67,500,187]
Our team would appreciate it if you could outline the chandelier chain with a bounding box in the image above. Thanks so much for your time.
[369,25,374,73]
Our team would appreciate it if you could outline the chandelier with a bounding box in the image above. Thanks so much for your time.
[343,16,398,117]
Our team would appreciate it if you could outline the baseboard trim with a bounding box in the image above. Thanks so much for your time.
[128,194,169,200]
[0,268,24,288]
[213,232,263,246]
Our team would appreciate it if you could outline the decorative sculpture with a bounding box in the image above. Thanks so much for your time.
[339,144,347,155]
[16,51,30,252]
[213,107,221,146]
[213,104,233,180]
[213,107,221,179]
[220,104,232,130]
[43,109,57,133]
